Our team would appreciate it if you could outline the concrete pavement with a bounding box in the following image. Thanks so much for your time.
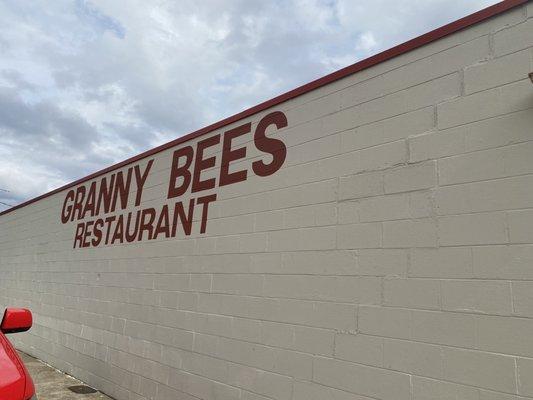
[18,351,112,400]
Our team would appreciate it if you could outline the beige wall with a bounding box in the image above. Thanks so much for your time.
[2,3,533,400]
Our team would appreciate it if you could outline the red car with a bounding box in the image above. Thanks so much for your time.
[0,308,36,400]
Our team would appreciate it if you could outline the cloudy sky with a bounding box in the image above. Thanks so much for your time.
[0,0,499,211]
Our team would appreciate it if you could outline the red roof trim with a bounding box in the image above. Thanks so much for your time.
[0,0,528,217]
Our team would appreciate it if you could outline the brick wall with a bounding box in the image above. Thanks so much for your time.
[1,3,533,399]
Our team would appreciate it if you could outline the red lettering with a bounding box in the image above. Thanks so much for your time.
[134,159,154,206]
[82,182,96,219]
[71,186,86,222]
[125,211,141,242]
[138,208,156,241]
[192,134,220,193]
[171,199,194,237]
[111,169,132,212]
[252,111,287,177]
[61,190,75,224]
[92,219,104,247]
[82,220,94,248]
[96,175,115,215]
[73,223,85,248]
[104,216,116,245]
[197,194,217,234]
[167,146,194,198]
[220,123,249,186]
[111,214,124,244]
[154,205,170,239]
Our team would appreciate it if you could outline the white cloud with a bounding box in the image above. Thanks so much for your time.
[356,31,377,52]
[0,0,498,211]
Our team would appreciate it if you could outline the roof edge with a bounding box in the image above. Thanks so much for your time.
[1,0,528,217]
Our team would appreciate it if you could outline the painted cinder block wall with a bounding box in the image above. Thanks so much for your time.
[1,1,533,399]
